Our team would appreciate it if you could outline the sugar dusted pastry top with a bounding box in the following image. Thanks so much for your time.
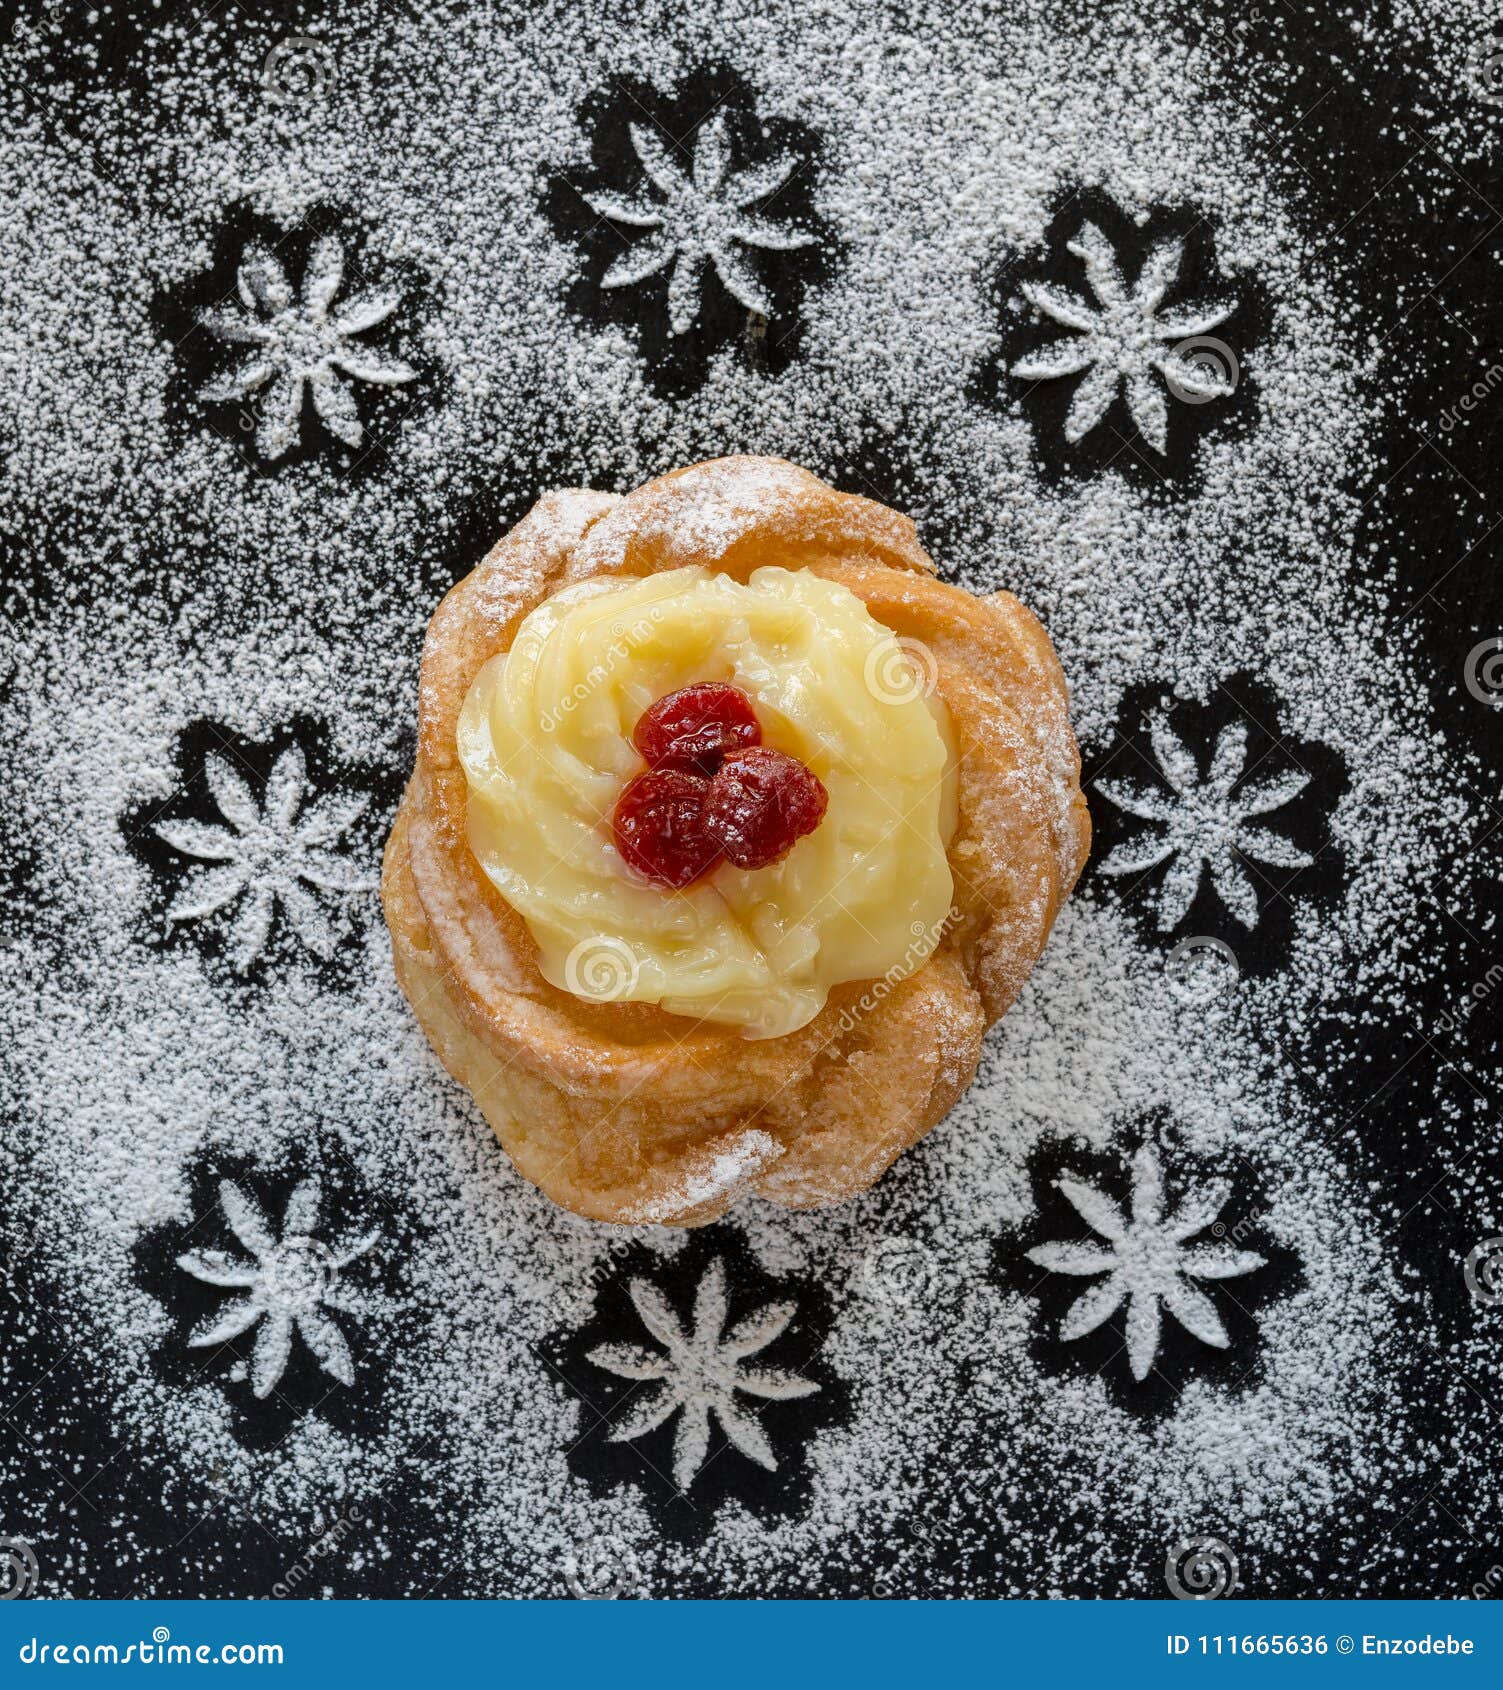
[456,564,956,1038]
[382,456,1091,1226]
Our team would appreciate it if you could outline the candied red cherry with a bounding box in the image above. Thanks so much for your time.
[702,747,828,870]
[611,769,722,889]
[632,682,761,776]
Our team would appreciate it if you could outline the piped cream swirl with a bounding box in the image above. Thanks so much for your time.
[457,565,955,1037]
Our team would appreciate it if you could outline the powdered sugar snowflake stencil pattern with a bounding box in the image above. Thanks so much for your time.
[1096,715,1313,930]
[588,1258,820,1491]
[1,0,1495,1602]
[1027,1143,1267,1382]
[586,112,815,334]
[153,745,374,972]
[198,236,415,460]
[178,1178,378,1400]
[1011,220,1236,453]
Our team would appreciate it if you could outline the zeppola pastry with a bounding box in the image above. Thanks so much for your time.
[382,457,1089,1225]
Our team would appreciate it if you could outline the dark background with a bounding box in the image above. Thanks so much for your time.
[0,0,1500,1598]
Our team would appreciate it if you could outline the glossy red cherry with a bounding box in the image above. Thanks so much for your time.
[632,682,762,776]
[611,769,722,889]
[701,746,829,870]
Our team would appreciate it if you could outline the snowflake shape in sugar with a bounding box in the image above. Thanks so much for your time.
[586,112,815,334]
[198,236,415,460]
[587,1257,820,1492]
[1027,1143,1266,1383]
[154,744,374,972]
[178,1178,378,1400]
[1011,220,1236,453]
[1096,715,1312,930]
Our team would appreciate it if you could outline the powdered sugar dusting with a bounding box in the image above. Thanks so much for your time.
[0,0,1495,1597]
[619,1132,786,1224]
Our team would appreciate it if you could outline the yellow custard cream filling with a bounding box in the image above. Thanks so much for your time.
[457,566,956,1038]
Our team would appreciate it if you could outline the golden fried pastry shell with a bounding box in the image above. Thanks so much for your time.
[383,457,1089,1225]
